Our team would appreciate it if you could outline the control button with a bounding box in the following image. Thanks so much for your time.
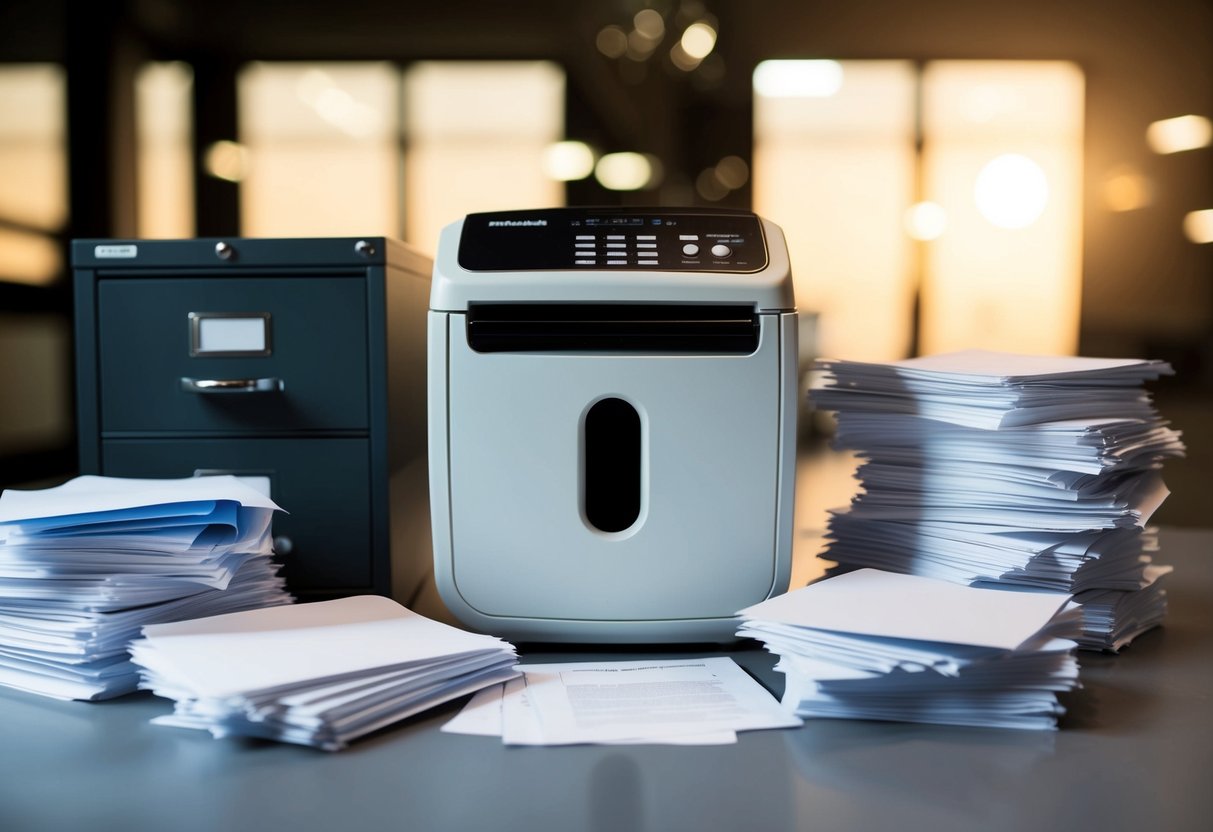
[638,260,658,266]
[711,244,732,258]
[575,235,595,240]
[636,235,657,240]
[682,243,700,256]
[607,259,627,265]
[636,242,657,248]
[575,259,596,265]
[679,234,699,241]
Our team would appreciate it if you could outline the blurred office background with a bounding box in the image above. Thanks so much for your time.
[0,0,1210,526]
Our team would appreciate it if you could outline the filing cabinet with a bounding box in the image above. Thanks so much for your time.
[72,237,434,606]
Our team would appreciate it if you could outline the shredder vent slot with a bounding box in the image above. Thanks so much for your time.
[465,304,759,353]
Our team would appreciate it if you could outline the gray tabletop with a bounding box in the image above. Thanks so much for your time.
[2,528,1211,832]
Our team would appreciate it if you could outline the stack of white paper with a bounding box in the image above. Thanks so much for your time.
[809,350,1185,649]
[737,569,1081,730]
[0,476,292,700]
[129,595,518,751]
[1073,565,1171,652]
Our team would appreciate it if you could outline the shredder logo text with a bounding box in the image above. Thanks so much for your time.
[487,220,548,227]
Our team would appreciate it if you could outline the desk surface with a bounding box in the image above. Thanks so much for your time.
[2,528,1211,832]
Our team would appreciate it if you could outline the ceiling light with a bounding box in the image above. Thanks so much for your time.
[753,60,843,98]
[542,141,596,181]
[1146,114,1212,154]
[595,152,658,191]
[974,154,1049,229]
[680,22,717,61]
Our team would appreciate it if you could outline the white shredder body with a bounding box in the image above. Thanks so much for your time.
[428,208,797,642]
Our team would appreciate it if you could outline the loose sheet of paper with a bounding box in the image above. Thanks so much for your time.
[444,656,799,746]
[0,475,281,526]
[441,681,508,737]
[886,349,1167,380]
[738,568,1071,651]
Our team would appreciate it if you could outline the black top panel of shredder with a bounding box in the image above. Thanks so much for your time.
[457,208,768,273]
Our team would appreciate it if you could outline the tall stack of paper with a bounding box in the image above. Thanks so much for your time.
[809,350,1185,651]
[0,475,292,700]
[129,595,519,751]
[737,569,1081,730]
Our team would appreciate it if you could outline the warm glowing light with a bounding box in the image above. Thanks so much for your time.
[1184,209,1213,244]
[961,83,1021,124]
[904,201,948,240]
[696,156,750,200]
[753,60,843,98]
[1102,166,1153,212]
[136,62,194,238]
[399,61,564,253]
[542,141,595,181]
[633,9,664,40]
[921,62,1083,357]
[315,89,379,136]
[294,69,327,101]
[669,43,700,73]
[713,155,749,189]
[596,26,628,59]
[1146,114,1213,155]
[680,22,717,60]
[0,228,61,285]
[627,28,658,59]
[295,69,381,137]
[595,152,658,190]
[752,60,919,361]
[0,64,67,231]
[204,140,249,182]
[696,167,728,201]
[973,154,1049,229]
[754,59,1083,360]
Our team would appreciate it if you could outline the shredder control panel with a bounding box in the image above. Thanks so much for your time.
[457,208,768,273]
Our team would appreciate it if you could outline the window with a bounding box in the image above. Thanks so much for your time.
[135,62,195,238]
[753,60,917,362]
[754,60,1084,361]
[0,64,66,285]
[401,61,564,254]
[234,60,566,254]
[0,64,72,480]
[920,61,1084,355]
[239,62,402,238]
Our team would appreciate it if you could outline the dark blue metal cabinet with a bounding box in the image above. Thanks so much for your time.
[72,237,434,604]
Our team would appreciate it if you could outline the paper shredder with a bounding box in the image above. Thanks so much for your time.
[428,208,798,642]
[72,237,436,607]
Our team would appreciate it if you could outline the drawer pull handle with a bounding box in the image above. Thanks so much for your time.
[180,377,284,394]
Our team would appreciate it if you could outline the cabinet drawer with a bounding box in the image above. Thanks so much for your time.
[97,276,368,432]
[101,437,374,592]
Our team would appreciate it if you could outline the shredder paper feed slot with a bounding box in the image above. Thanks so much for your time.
[465,304,759,353]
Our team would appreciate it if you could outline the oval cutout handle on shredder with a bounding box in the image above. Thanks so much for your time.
[179,377,284,394]
[584,397,642,533]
